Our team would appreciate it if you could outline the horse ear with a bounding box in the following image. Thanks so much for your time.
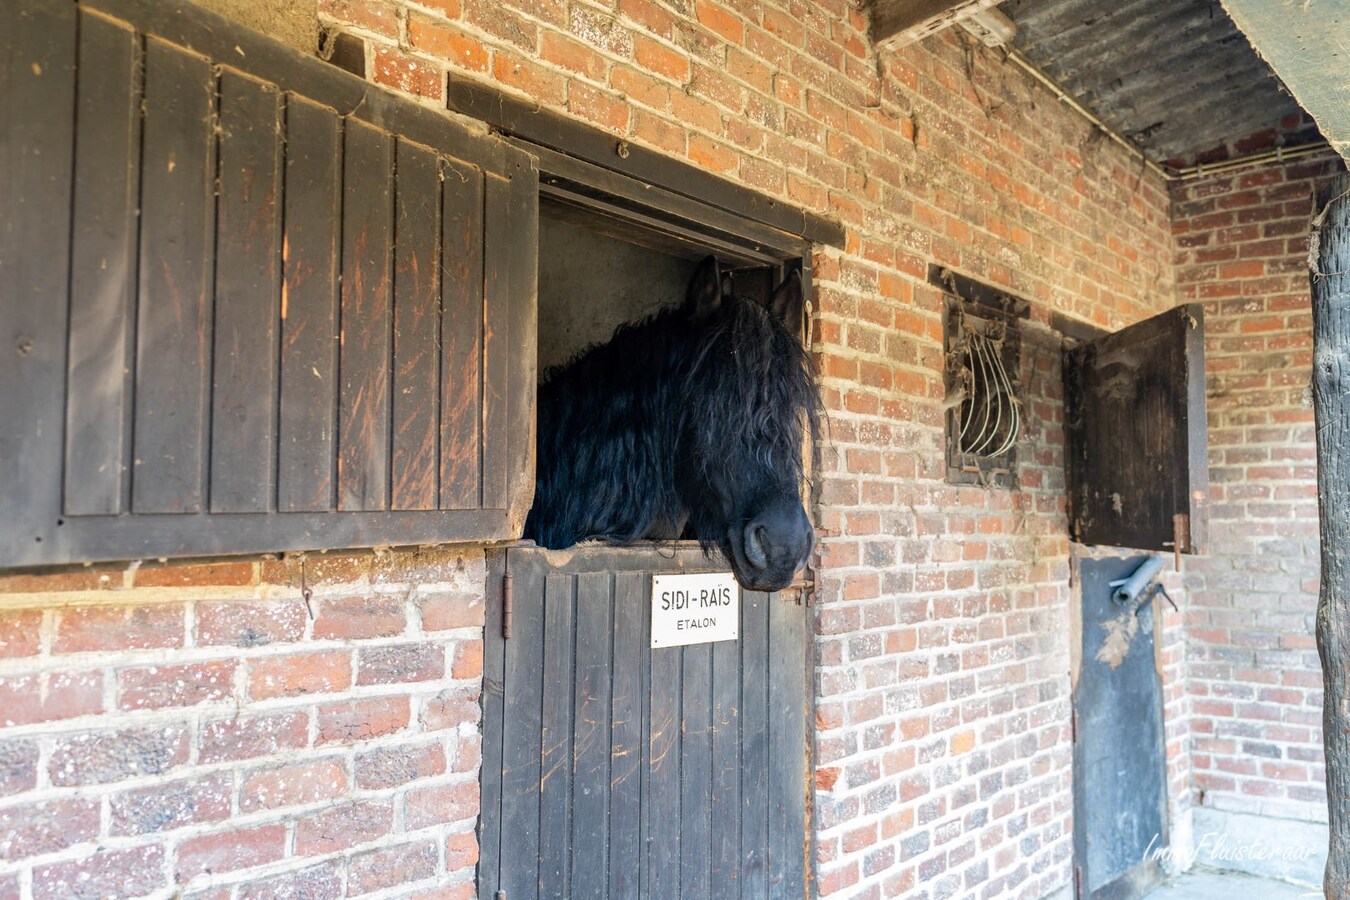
[767,269,805,326]
[686,255,722,319]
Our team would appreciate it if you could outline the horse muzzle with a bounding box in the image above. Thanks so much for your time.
[728,500,813,592]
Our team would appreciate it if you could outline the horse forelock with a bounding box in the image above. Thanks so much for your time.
[681,296,820,487]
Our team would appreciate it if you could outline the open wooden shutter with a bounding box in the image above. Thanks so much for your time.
[1063,305,1208,553]
[1,0,537,567]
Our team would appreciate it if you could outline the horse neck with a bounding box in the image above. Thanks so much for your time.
[534,328,690,542]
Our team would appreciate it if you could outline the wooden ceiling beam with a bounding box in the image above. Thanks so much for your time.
[870,0,1006,50]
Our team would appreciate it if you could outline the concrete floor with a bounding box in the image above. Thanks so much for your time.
[1144,868,1319,899]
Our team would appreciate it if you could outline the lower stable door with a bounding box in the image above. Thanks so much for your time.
[479,543,812,898]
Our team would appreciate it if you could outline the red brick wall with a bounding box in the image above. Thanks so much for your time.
[0,551,485,897]
[319,0,1178,895]
[1173,151,1343,826]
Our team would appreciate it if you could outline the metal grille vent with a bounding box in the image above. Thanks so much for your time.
[954,313,1020,457]
[936,265,1026,490]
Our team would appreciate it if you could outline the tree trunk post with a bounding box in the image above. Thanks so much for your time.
[1313,173,1350,897]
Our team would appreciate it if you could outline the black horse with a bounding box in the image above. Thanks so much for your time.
[524,256,820,592]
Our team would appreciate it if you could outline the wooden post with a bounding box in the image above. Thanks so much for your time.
[1313,173,1350,897]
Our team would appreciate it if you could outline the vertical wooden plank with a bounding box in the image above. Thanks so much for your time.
[649,642,682,898]
[502,152,539,531]
[210,69,282,512]
[572,573,613,893]
[337,118,393,511]
[481,173,512,511]
[610,571,646,900]
[681,643,714,899]
[477,552,508,899]
[277,96,340,512]
[132,37,217,514]
[539,573,575,897]
[0,0,75,562]
[767,594,807,898]
[709,636,742,899]
[499,554,546,900]
[390,138,441,510]
[64,9,139,517]
[740,590,771,898]
[438,159,483,510]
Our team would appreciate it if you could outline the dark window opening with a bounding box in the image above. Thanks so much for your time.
[535,197,805,546]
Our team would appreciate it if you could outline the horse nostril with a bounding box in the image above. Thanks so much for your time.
[744,523,769,570]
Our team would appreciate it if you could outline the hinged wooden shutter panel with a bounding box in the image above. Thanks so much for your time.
[1,0,538,567]
[1063,304,1209,553]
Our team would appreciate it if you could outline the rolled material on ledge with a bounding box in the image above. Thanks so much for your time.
[1112,555,1166,605]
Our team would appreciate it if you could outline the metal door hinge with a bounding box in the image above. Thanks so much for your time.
[1071,709,1078,743]
[1163,512,1191,570]
[501,572,513,640]
[1074,865,1084,900]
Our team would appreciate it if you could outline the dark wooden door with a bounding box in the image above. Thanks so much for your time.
[1072,555,1168,900]
[1064,305,1208,554]
[479,544,811,899]
[1,0,537,567]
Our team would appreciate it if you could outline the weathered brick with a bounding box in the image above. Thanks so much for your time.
[55,604,183,653]
[355,740,446,789]
[111,773,233,835]
[33,845,166,899]
[248,650,352,699]
[313,596,407,641]
[176,824,288,879]
[0,609,42,657]
[0,798,100,860]
[294,800,393,855]
[134,561,252,587]
[371,46,444,100]
[356,642,445,685]
[317,696,410,744]
[1,667,103,728]
[417,590,484,631]
[49,725,190,786]
[197,599,306,647]
[451,639,483,679]
[0,569,114,594]
[348,840,438,894]
[420,685,481,730]
[445,830,479,870]
[241,758,349,812]
[236,860,343,900]
[0,740,38,797]
[118,659,237,710]
[406,779,478,829]
[199,711,310,763]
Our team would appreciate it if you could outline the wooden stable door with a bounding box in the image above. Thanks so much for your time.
[479,544,811,898]
[1072,555,1168,899]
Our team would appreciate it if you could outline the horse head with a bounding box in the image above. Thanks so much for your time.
[671,257,819,592]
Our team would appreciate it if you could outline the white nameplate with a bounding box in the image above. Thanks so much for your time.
[650,572,739,649]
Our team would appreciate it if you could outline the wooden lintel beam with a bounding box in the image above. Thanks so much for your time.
[870,0,1005,49]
